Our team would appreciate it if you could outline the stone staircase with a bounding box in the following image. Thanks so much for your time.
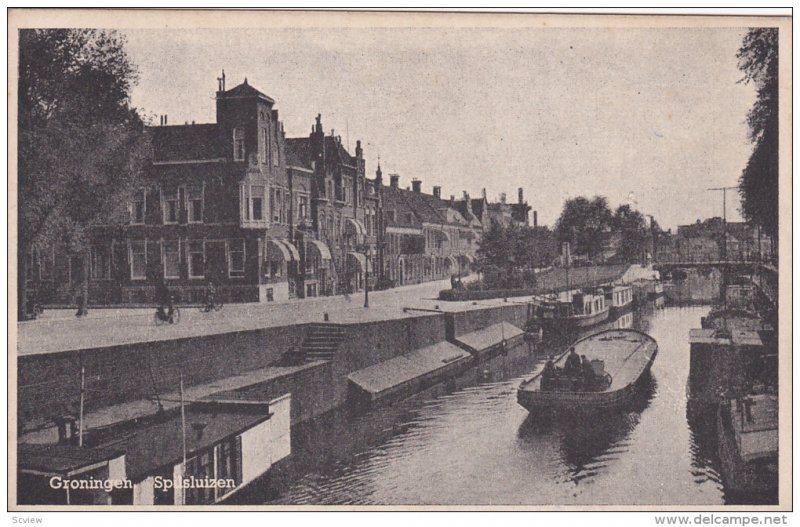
[295,323,347,363]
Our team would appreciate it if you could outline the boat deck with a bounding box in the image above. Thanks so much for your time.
[521,329,657,394]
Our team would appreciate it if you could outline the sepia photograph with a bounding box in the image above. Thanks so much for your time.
[8,8,791,513]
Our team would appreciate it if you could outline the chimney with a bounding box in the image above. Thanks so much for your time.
[518,187,524,205]
[500,192,507,204]
[433,186,442,199]
[390,175,400,189]
[482,188,487,200]
[217,69,226,92]
[450,195,455,208]
[411,179,422,193]
[355,140,362,159]
[462,190,469,200]
[533,211,538,228]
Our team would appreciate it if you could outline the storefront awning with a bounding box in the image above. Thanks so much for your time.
[347,251,367,273]
[444,255,458,268]
[279,239,301,261]
[344,217,366,237]
[463,253,475,263]
[307,239,332,261]
[266,239,291,262]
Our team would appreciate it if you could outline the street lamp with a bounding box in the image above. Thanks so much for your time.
[364,245,373,308]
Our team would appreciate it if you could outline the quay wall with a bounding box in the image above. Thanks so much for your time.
[18,324,305,433]
[445,303,529,339]
[18,313,447,433]
[19,308,524,434]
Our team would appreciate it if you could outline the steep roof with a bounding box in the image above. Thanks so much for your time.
[219,79,275,104]
[285,137,313,169]
[325,136,357,167]
[148,124,227,162]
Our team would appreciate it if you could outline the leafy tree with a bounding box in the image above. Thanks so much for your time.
[476,221,558,289]
[18,29,148,319]
[554,196,612,261]
[737,28,778,243]
[611,204,648,263]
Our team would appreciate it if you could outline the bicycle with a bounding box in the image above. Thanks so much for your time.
[198,298,223,313]
[154,305,181,325]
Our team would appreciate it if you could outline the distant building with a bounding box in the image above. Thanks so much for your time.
[381,176,479,285]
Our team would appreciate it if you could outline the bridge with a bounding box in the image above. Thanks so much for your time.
[654,260,778,311]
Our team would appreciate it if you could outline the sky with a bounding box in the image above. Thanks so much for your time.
[122,26,757,231]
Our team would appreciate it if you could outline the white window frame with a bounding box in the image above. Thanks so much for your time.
[129,239,147,281]
[130,189,146,225]
[227,239,246,279]
[233,127,245,162]
[38,246,55,281]
[188,239,206,280]
[161,188,180,225]
[271,187,281,223]
[90,244,112,281]
[187,184,204,224]
[251,185,265,222]
[162,239,182,279]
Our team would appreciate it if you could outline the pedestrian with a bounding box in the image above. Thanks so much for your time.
[565,347,581,377]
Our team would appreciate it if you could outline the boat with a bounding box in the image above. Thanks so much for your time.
[517,329,658,413]
[604,285,634,317]
[716,394,778,503]
[535,289,610,332]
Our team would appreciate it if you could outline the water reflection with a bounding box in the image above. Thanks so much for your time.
[243,304,732,506]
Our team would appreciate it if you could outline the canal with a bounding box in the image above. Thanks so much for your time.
[236,304,736,506]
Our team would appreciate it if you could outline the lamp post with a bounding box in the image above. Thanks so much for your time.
[364,245,372,308]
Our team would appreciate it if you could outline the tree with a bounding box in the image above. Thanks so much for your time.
[554,196,612,261]
[18,29,148,319]
[476,221,558,289]
[611,204,648,263]
[737,28,778,243]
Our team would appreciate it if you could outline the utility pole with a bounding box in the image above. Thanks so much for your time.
[707,186,737,262]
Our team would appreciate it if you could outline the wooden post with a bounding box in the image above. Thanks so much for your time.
[78,366,85,447]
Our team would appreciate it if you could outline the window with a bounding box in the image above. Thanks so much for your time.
[228,239,245,278]
[299,195,308,219]
[251,185,264,221]
[90,245,111,280]
[215,437,242,500]
[184,450,215,505]
[38,247,53,280]
[162,240,181,279]
[187,185,203,223]
[271,127,279,167]
[269,260,282,279]
[188,240,205,279]
[162,189,179,224]
[129,240,147,280]
[271,188,280,223]
[130,190,146,224]
[25,249,34,282]
[233,127,245,161]
[259,127,267,164]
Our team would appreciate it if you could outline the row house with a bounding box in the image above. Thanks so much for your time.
[381,175,479,286]
[285,114,380,296]
[469,187,533,229]
[27,76,307,305]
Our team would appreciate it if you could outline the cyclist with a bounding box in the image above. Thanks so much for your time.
[204,279,217,312]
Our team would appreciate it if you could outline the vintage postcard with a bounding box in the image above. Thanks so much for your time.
[7,9,792,514]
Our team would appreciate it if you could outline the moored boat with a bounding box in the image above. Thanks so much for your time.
[517,329,658,413]
[535,290,610,332]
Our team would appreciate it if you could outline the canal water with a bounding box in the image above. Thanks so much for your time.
[240,304,736,506]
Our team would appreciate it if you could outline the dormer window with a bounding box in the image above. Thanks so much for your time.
[233,127,245,161]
